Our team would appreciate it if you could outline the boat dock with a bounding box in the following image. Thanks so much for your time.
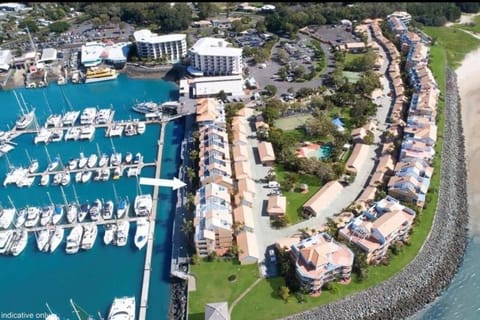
[139,123,166,320]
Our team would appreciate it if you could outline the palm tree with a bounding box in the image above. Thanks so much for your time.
[181,217,194,236]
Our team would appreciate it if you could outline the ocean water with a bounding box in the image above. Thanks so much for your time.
[0,75,181,319]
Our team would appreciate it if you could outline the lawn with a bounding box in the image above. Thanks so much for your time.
[342,71,362,83]
[274,114,313,131]
[188,259,260,320]
[275,165,323,224]
[344,52,367,65]
[452,15,480,33]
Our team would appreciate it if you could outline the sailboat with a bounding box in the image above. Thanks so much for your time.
[26,150,39,174]
[40,192,55,226]
[69,299,97,320]
[45,302,60,320]
[61,186,77,224]
[97,143,109,167]
[113,184,130,219]
[13,91,36,130]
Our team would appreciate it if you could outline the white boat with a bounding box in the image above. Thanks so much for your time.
[78,202,89,222]
[136,121,146,134]
[68,158,78,171]
[52,205,64,225]
[103,223,116,245]
[45,114,62,128]
[34,128,52,144]
[28,159,39,174]
[40,174,50,186]
[16,109,36,130]
[107,296,135,320]
[125,152,133,164]
[102,200,114,220]
[106,123,124,137]
[52,173,62,186]
[99,153,109,167]
[66,203,78,224]
[24,206,40,228]
[81,170,93,183]
[87,154,98,168]
[89,199,102,221]
[134,217,149,250]
[4,167,28,187]
[132,101,160,114]
[80,108,97,125]
[49,227,64,253]
[134,194,153,217]
[64,127,81,141]
[49,129,64,142]
[114,220,129,247]
[61,173,71,186]
[0,208,16,229]
[80,223,97,250]
[9,229,28,256]
[133,152,142,164]
[78,153,88,169]
[85,66,119,84]
[16,176,35,188]
[14,208,27,228]
[116,197,130,219]
[0,143,15,155]
[66,225,83,254]
[47,156,61,172]
[40,205,54,226]
[95,108,113,124]
[57,75,66,86]
[75,171,82,183]
[124,123,137,136]
[100,168,110,182]
[110,152,122,166]
[36,229,51,252]
[127,166,141,177]
[80,126,95,140]
[62,111,80,126]
[0,230,13,254]
[112,166,123,180]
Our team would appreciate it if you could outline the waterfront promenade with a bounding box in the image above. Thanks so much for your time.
[139,122,166,320]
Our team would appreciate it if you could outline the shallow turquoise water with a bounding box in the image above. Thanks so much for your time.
[0,75,181,319]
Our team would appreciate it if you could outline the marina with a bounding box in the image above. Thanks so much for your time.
[0,76,183,319]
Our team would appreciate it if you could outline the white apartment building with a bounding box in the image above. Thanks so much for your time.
[188,37,243,76]
[133,29,187,63]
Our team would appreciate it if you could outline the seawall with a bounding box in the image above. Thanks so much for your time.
[282,68,469,320]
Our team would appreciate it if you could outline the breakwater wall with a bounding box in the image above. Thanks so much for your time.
[282,68,469,320]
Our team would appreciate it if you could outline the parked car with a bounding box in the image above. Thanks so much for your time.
[268,249,276,263]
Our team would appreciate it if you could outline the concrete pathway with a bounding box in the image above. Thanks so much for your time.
[229,277,263,315]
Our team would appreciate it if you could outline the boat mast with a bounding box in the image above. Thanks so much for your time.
[19,93,31,113]
[60,186,68,207]
[96,142,102,157]
[13,90,25,116]
[46,191,54,206]
[44,145,52,163]
[72,184,80,206]
[112,183,119,203]
[7,195,15,211]
[25,149,32,164]
[45,302,55,314]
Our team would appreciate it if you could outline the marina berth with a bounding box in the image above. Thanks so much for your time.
[34,128,52,144]
[40,173,50,186]
[134,217,149,250]
[65,225,83,254]
[80,125,96,141]
[61,111,80,126]
[80,223,97,251]
[116,197,130,219]
[36,229,51,252]
[0,208,16,229]
[68,158,79,171]
[110,152,122,166]
[16,176,35,187]
[66,203,78,224]
[124,123,137,136]
[106,123,124,137]
[127,166,141,177]
[80,108,97,125]
[78,153,88,169]
[114,220,129,247]
[47,156,61,172]
[133,152,143,165]
[49,226,64,253]
[125,152,133,164]
[104,223,116,245]
[49,129,64,143]
[99,153,109,167]
[0,230,13,254]
[75,171,82,183]
[87,154,98,168]
[45,114,62,128]
[81,170,93,183]
[8,229,28,256]
[113,167,123,180]
[134,194,153,217]
[137,121,146,134]
[28,159,39,174]
[64,127,81,141]
[61,173,71,186]
[107,296,135,320]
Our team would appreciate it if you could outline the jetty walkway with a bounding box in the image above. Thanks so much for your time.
[139,122,166,320]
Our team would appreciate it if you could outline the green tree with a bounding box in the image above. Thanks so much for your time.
[197,3,220,20]
[264,84,277,97]
[278,286,290,303]
[217,90,227,101]
[181,218,194,235]
[48,21,70,33]
[19,18,39,33]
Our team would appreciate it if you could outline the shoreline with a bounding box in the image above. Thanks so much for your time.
[282,70,469,319]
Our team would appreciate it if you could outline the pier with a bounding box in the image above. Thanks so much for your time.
[139,122,166,320]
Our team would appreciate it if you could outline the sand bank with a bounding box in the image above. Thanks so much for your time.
[456,46,480,236]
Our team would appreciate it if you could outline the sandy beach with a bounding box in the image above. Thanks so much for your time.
[456,46,480,236]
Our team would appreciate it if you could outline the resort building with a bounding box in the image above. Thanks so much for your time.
[37,48,57,65]
[81,41,105,67]
[339,196,416,264]
[345,143,370,176]
[387,16,407,35]
[257,141,276,166]
[186,75,245,98]
[194,183,233,257]
[370,154,396,187]
[399,138,435,163]
[236,230,260,265]
[267,195,287,218]
[0,49,13,71]
[232,144,249,162]
[133,29,187,63]
[387,11,412,25]
[188,37,243,76]
[233,205,255,231]
[234,161,252,180]
[196,98,226,126]
[302,181,344,218]
[290,233,354,294]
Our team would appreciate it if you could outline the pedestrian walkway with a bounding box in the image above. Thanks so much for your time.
[229,277,262,315]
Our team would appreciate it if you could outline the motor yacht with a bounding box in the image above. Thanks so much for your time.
[62,111,80,126]
[40,205,54,226]
[47,156,61,172]
[9,229,28,256]
[107,297,135,320]
[80,223,97,251]
[16,176,35,188]
[133,152,142,164]
[24,206,40,228]
[66,203,78,224]
[0,208,16,229]
[106,123,123,137]
[110,152,122,167]
[45,114,62,128]
[114,220,129,247]
[103,223,116,245]
[49,129,64,142]
[34,128,52,144]
[16,109,35,130]
[102,200,114,220]
[89,199,102,221]
[61,173,71,186]
[87,153,98,168]
[49,226,64,253]
[134,194,153,217]
[81,170,93,183]
[78,202,89,222]
[136,121,146,135]
[95,108,112,124]
[68,158,79,171]
[66,225,83,254]
[116,197,130,219]
[52,173,62,186]
[134,217,149,250]
[124,123,137,136]
[64,127,81,141]
[36,229,51,252]
[132,101,160,114]
[28,159,39,174]
[52,205,64,225]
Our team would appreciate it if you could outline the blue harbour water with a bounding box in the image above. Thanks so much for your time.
[0,75,181,319]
